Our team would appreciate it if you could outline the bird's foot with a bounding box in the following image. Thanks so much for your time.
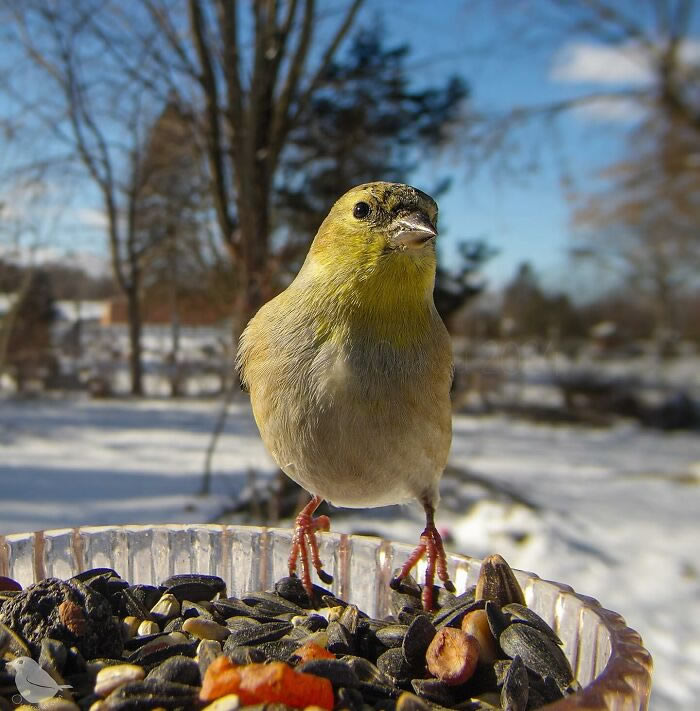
[288,495,333,601]
[391,522,455,611]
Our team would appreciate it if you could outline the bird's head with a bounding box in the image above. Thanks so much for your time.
[304,182,439,301]
[7,656,31,674]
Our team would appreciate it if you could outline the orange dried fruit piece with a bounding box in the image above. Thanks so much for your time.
[200,657,334,710]
[200,656,242,701]
[293,641,336,664]
[240,662,334,709]
[425,627,480,686]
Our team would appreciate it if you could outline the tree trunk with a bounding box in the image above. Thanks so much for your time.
[234,168,274,326]
[125,286,144,395]
[168,246,182,398]
[168,304,182,397]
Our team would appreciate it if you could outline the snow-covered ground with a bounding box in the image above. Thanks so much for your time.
[0,395,698,710]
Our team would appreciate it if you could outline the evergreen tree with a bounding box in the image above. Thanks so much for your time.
[4,269,57,390]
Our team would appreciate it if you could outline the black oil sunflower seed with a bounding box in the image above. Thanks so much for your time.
[499,622,575,693]
[0,556,581,711]
[225,620,293,647]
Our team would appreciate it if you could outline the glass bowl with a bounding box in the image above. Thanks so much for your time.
[0,524,652,710]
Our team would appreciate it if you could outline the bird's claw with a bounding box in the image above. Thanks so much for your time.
[393,523,453,611]
[288,497,333,601]
[317,568,333,585]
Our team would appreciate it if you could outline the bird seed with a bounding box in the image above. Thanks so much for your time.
[0,556,581,710]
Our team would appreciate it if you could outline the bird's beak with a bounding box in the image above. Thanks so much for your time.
[390,211,438,250]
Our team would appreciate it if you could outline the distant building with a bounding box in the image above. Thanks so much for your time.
[2,288,232,394]
[55,300,108,323]
[101,291,230,327]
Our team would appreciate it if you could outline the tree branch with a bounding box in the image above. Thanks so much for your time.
[144,0,200,79]
[216,0,244,139]
[189,0,236,249]
[270,0,313,163]
[290,0,363,131]
[574,0,653,48]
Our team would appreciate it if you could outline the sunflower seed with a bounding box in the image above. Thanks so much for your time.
[146,654,200,686]
[224,620,292,647]
[297,658,361,688]
[499,622,574,692]
[500,654,528,711]
[402,614,436,667]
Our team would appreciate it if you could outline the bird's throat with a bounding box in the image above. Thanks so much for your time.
[310,254,436,349]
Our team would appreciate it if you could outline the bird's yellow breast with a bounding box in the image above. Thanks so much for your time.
[301,247,436,350]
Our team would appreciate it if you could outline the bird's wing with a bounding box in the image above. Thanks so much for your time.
[235,356,249,392]
[234,324,252,393]
[25,671,60,690]
[235,313,264,394]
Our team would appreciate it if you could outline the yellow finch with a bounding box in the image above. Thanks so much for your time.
[236,182,454,609]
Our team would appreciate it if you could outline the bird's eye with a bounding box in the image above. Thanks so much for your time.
[353,201,370,219]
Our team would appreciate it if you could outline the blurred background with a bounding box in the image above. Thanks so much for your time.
[0,2,699,708]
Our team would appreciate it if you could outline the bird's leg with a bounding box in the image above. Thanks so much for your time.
[288,494,333,600]
[391,499,455,610]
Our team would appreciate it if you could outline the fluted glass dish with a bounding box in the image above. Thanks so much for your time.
[0,524,652,710]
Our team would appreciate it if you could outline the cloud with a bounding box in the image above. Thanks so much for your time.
[549,39,700,123]
[551,39,700,85]
[74,207,108,230]
[551,42,653,84]
[572,96,645,122]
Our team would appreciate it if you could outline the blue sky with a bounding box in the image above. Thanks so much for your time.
[380,1,644,293]
[4,1,697,298]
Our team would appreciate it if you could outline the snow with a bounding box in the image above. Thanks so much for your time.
[54,300,107,322]
[0,397,267,532]
[1,394,699,709]
[0,293,18,316]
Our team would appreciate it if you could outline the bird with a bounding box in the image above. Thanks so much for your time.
[7,656,72,704]
[237,182,455,609]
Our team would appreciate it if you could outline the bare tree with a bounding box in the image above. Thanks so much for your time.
[572,111,700,343]
[553,0,700,342]
[1,2,194,394]
[139,0,365,331]
[466,0,700,343]
[89,0,467,333]
[466,0,699,149]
